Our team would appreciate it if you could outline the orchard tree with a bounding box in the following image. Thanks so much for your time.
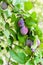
[0,0,43,65]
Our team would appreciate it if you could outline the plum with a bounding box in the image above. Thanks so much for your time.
[1,2,7,10]
[18,18,24,27]
[20,26,28,35]
[25,39,33,47]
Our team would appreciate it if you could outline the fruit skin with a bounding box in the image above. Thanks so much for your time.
[18,18,24,27]
[25,39,33,47]
[1,2,7,10]
[20,26,28,35]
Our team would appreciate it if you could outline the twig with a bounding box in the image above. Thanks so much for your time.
[8,56,11,65]
[1,13,6,22]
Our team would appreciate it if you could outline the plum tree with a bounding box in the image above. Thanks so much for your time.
[0,0,43,65]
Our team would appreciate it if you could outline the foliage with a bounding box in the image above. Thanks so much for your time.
[0,0,43,65]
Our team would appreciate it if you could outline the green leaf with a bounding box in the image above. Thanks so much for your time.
[24,1,33,11]
[3,30,10,38]
[25,46,32,55]
[0,7,3,15]
[0,58,3,65]
[18,33,27,43]
[7,0,12,4]
[11,14,16,22]
[6,46,9,52]
[31,12,37,19]
[7,35,14,45]
[7,38,12,45]
[9,49,27,64]
[25,17,36,28]
[16,4,21,9]
[0,31,4,36]
[0,0,2,2]
[11,62,18,65]
[14,4,21,11]
[14,17,20,32]
[40,43,43,49]
[34,57,40,64]
[34,26,42,38]
[26,59,34,65]
[17,52,26,61]
[9,29,16,38]
[4,9,11,18]
[5,22,9,29]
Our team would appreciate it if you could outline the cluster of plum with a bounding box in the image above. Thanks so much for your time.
[18,18,28,35]
[1,1,40,52]
[18,18,40,52]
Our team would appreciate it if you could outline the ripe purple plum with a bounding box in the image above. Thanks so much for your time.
[25,39,33,47]
[20,26,28,35]
[18,18,24,27]
[1,2,7,10]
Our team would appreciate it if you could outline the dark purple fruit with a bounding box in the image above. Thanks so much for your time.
[1,2,7,10]
[25,39,33,47]
[18,18,24,27]
[20,26,28,35]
